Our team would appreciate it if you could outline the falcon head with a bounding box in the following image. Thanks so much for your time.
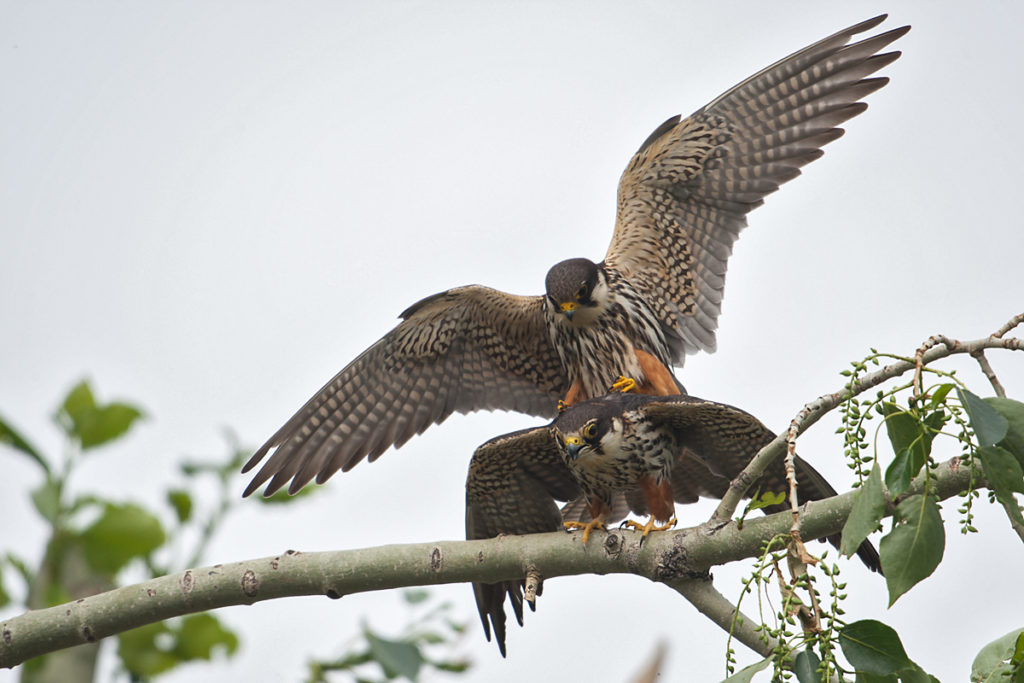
[552,399,625,462]
[544,258,609,325]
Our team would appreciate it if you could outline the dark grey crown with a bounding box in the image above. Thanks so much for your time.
[544,258,600,305]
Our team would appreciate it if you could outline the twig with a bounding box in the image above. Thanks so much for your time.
[991,312,1024,339]
[971,350,1007,398]
[913,334,955,399]
[785,414,816,567]
[774,558,819,636]
[523,566,541,607]
[998,498,1024,543]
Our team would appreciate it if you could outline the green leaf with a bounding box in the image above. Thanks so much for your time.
[924,410,948,437]
[59,380,97,429]
[118,614,239,676]
[853,673,897,682]
[118,622,179,677]
[977,446,1024,528]
[880,403,943,495]
[432,659,470,673]
[6,552,33,589]
[971,628,1024,683]
[80,503,165,575]
[895,665,936,683]
[0,414,49,474]
[881,403,917,452]
[839,620,914,675]
[78,403,145,450]
[927,383,955,410]
[30,478,61,523]
[173,613,239,661]
[167,490,193,524]
[884,449,913,496]
[0,562,11,608]
[959,388,1009,447]
[415,631,444,645]
[794,647,822,683]
[722,656,771,682]
[365,629,423,680]
[879,495,945,605]
[978,446,1024,495]
[986,398,1024,468]
[842,462,887,558]
[403,588,430,605]
[748,490,786,511]
[67,494,104,515]
[56,380,145,450]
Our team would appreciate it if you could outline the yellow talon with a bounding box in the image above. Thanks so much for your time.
[611,375,638,393]
[564,519,606,545]
[556,399,569,413]
[622,516,677,539]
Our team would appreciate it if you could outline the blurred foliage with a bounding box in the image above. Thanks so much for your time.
[308,589,470,683]
[1,378,471,683]
[0,379,300,681]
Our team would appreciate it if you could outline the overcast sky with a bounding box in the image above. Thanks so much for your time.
[2,3,1023,681]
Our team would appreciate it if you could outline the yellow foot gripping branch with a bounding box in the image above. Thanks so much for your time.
[563,518,607,545]
[622,516,677,540]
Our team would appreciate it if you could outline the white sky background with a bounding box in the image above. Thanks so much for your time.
[2,2,1023,681]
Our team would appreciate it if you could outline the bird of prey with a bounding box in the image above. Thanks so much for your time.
[465,391,882,656]
[242,16,909,497]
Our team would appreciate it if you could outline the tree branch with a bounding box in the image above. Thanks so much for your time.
[971,350,1007,398]
[0,456,977,670]
[711,318,1023,523]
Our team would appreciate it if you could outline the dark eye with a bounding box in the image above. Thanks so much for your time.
[576,285,588,301]
[583,421,597,439]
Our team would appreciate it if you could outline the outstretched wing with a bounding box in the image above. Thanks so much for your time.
[465,426,579,657]
[243,286,569,497]
[605,15,909,362]
[640,395,881,572]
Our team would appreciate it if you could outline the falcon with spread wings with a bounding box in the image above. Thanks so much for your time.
[243,16,909,497]
[465,391,881,655]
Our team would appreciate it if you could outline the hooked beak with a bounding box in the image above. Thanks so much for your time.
[565,436,584,461]
[559,301,578,320]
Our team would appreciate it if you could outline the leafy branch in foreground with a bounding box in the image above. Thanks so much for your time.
[720,313,1024,682]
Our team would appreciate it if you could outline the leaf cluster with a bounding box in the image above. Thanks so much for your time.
[726,345,1024,682]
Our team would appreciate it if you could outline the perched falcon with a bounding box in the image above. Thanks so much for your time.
[465,392,881,656]
[242,16,909,497]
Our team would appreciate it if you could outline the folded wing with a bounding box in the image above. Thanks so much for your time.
[464,426,578,657]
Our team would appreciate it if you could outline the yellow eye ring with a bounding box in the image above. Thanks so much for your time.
[583,421,597,439]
